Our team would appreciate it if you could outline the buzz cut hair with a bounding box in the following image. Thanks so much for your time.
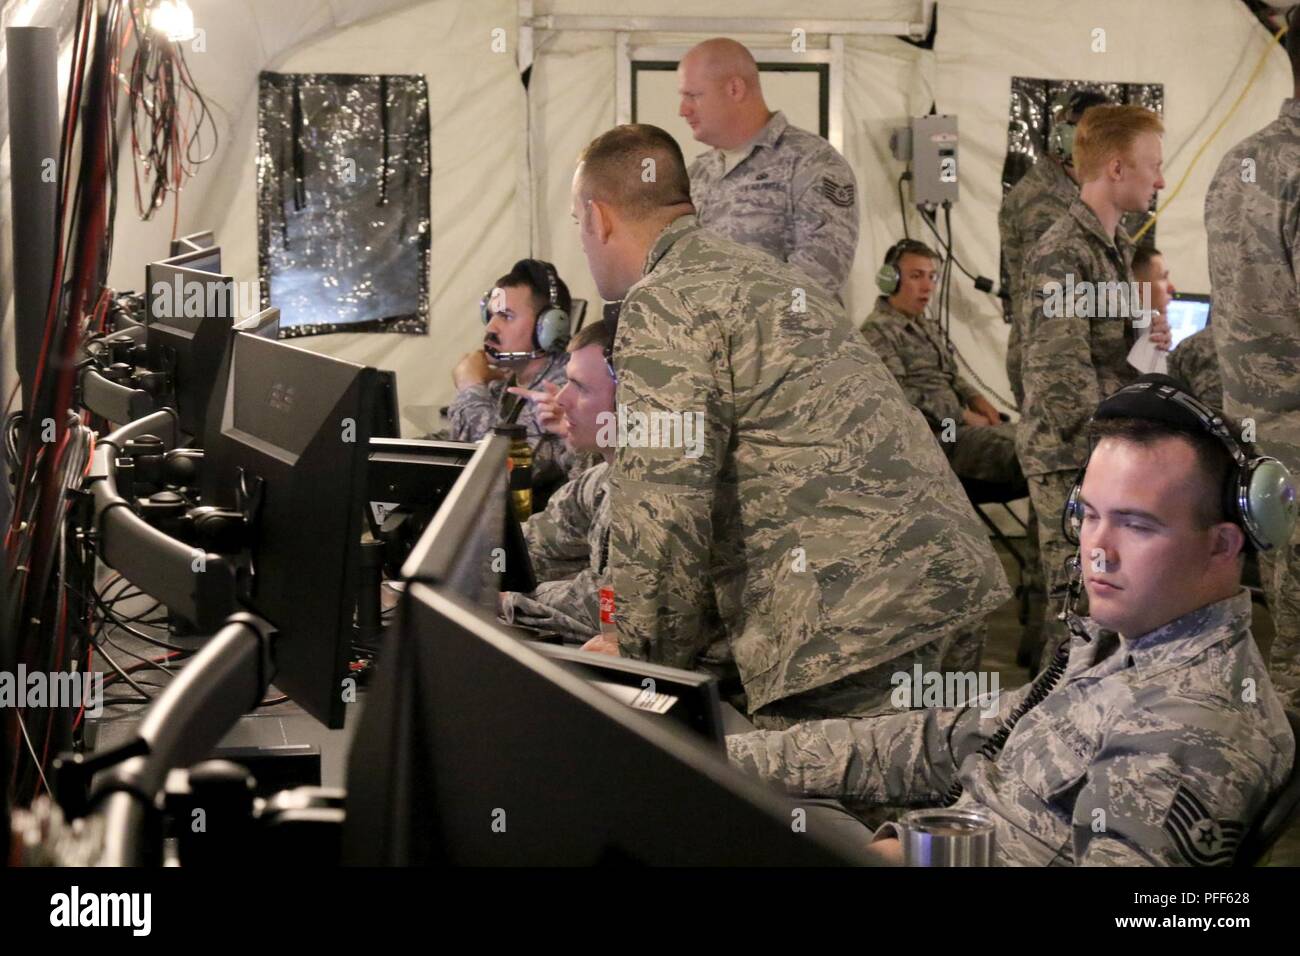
[568,315,617,355]
[1130,245,1163,276]
[890,238,940,266]
[1087,415,1242,532]
[576,125,693,215]
[1073,105,1164,182]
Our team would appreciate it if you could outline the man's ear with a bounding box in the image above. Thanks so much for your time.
[589,199,614,244]
[1209,521,1247,565]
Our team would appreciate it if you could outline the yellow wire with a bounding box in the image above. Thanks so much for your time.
[1131,22,1289,245]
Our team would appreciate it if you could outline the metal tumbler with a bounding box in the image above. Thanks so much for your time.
[899,807,996,866]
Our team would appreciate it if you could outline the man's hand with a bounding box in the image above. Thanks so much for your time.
[507,381,567,437]
[453,350,506,390]
[1148,309,1172,351]
[968,395,1003,426]
[580,632,621,656]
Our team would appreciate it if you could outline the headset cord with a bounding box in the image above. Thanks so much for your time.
[940,636,1071,807]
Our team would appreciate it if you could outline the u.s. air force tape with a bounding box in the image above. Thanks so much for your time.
[817,177,856,208]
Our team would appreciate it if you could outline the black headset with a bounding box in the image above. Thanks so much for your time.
[480,259,572,354]
[1063,375,1297,553]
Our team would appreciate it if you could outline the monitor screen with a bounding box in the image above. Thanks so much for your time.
[1167,293,1211,350]
[205,331,382,727]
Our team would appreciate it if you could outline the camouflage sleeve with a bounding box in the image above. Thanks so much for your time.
[527,429,578,493]
[998,200,1023,319]
[726,707,967,805]
[500,571,600,641]
[789,149,859,295]
[607,287,733,667]
[521,468,598,583]
[1020,249,1102,473]
[860,323,937,427]
[1073,705,1276,867]
[446,382,500,442]
[951,370,982,409]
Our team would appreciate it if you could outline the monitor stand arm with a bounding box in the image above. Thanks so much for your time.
[93,611,277,866]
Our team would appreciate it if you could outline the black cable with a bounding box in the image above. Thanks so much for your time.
[897,171,910,239]
[93,641,153,700]
[919,207,983,285]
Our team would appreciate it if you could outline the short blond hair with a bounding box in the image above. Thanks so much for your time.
[1073,105,1164,181]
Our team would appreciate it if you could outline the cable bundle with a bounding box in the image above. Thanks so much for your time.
[118,1,218,230]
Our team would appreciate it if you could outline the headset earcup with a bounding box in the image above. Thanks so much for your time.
[1238,458,1298,552]
[535,306,571,352]
[875,264,900,296]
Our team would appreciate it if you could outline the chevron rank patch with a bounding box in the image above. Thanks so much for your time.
[1162,784,1243,866]
[817,177,856,208]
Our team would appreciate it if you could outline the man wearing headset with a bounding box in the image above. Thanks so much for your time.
[499,318,620,641]
[446,259,579,499]
[861,239,1020,487]
[729,376,1296,866]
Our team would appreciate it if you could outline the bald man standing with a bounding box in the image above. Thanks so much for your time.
[678,38,859,296]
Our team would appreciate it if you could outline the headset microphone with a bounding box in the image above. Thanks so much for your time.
[484,345,548,364]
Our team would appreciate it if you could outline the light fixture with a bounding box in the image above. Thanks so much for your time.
[151,0,196,43]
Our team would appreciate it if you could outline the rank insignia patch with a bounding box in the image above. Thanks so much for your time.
[1163,785,1243,866]
[817,177,856,207]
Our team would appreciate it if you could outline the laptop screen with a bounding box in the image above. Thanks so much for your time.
[1167,293,1211,350]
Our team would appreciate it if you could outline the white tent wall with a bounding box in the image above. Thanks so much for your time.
[3,0,1295,438]
[105,0,529,438]
[528,25,935,329]
[934,0,1295,410]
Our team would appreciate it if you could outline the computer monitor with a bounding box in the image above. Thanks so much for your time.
[200,308,281,451]
[341,581,867,865]
[170,229,215,258]
[145,246,232,443]
[1167,292,1211,350]
[204,331,382,728]
[401,432,512,610]
[367,437,533,589]
[233,306,281,339]
[532,642,725,747]
[372,371,400,439]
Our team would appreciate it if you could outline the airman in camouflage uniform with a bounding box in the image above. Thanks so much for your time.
[500,461,611,640]
[608,214,1009,722]
[1167,327,1223,417]
[1018,195,1150,661]
[688,111,858,297]
[446,358,576,494]
[999,153,1078,407]
[678,39,857,296]
[1205,94,1300,709]
[861,295,1022,487]
[728,587,1293,865]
